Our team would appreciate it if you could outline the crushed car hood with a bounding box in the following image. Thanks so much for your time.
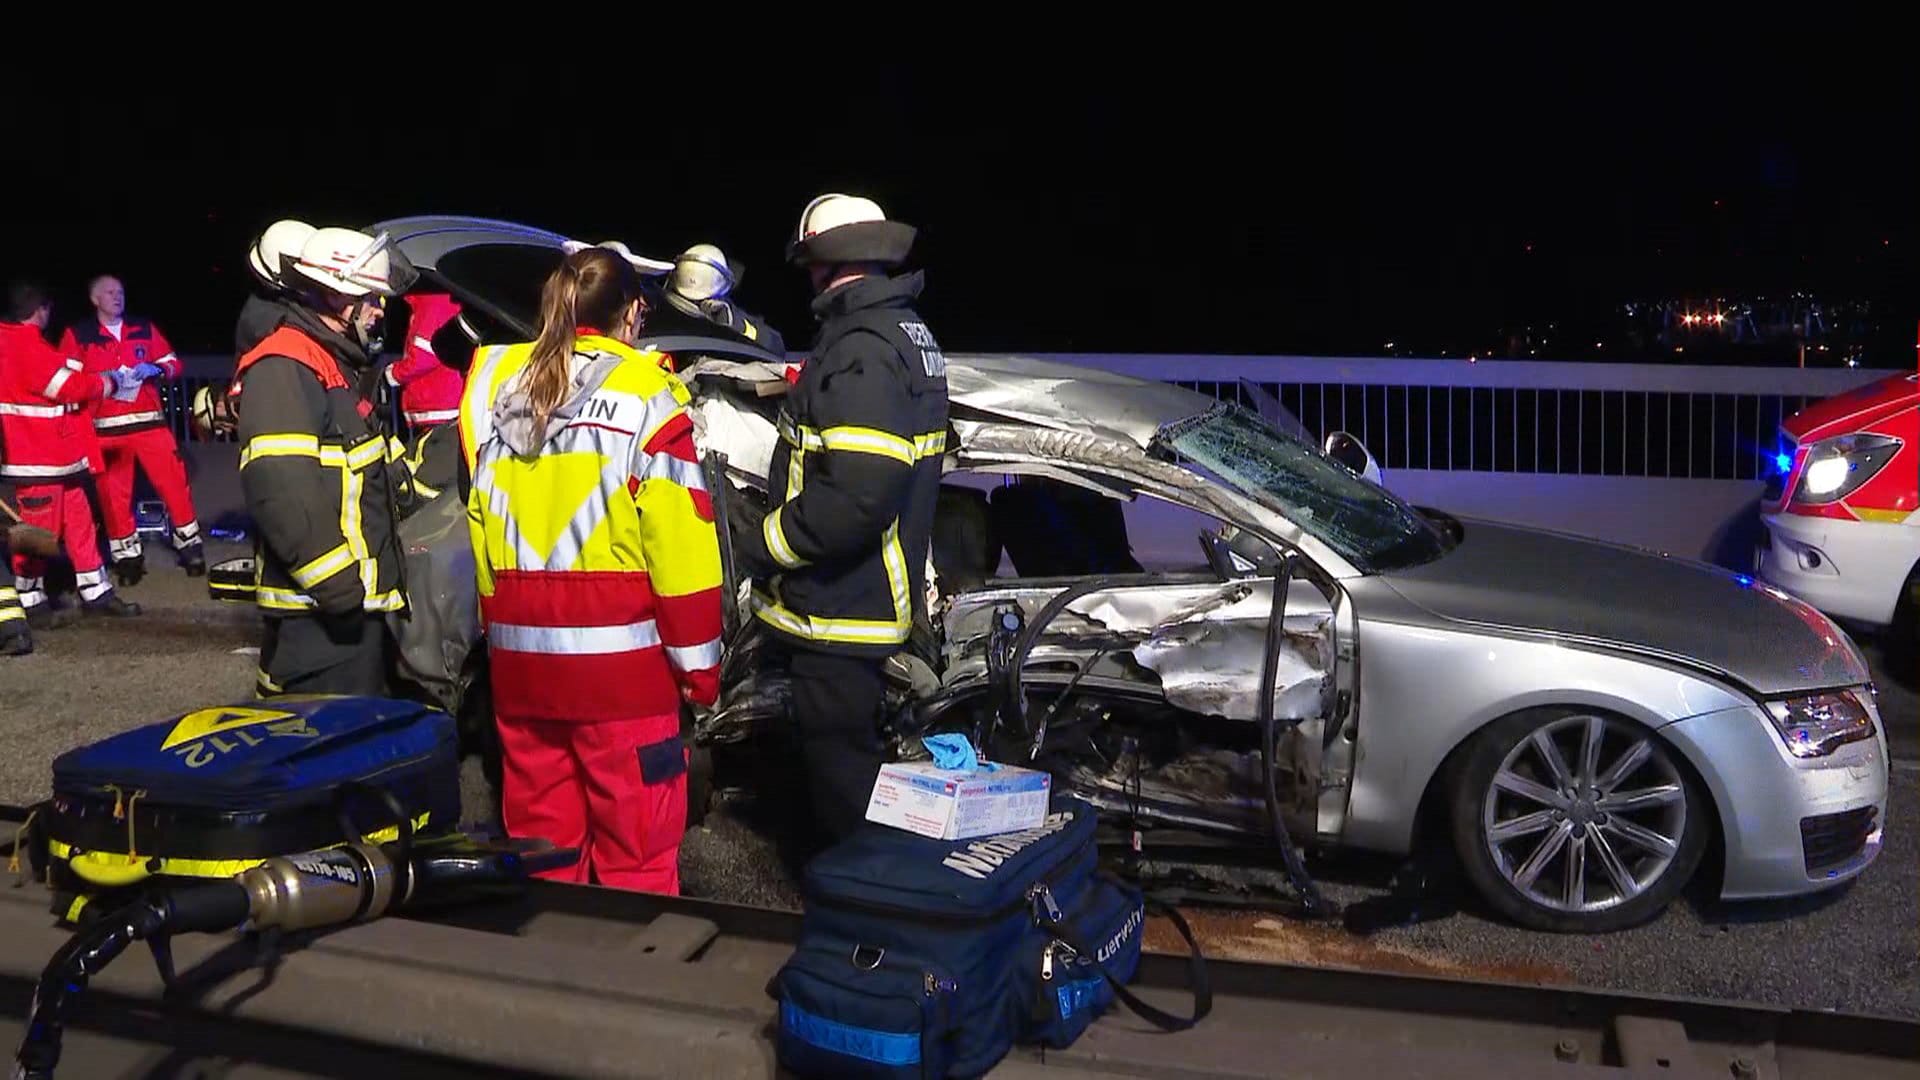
[1376,520,1870,696]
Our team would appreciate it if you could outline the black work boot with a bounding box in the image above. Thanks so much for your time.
[83,593,142,618]
[1,628,29,656]
[179,543,207,577]
[24,602,79,631]
[112,553,147,588]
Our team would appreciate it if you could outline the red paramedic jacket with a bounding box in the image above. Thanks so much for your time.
[0,321,112,481]
[387,293,465,426]
[59,316,179,438]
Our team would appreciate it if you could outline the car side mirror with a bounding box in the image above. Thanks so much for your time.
[1200,528,1275,581]
[1324,430,1384,485]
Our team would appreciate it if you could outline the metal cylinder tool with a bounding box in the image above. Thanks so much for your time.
[12,835,576,1080]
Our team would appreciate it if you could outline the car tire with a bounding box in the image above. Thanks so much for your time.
[1449,708,1708,933]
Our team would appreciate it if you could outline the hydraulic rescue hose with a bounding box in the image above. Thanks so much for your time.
[13,836,575,1080]
[1001,572,1332,917]
[1256,557,1333,918]
[1003,576,1136,749]
[12,881,251,1080]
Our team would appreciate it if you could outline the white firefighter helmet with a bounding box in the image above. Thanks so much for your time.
[787,194,916,266]
[190,385,216,438]
[671,244,736,302]
[289,227,403,298]
[190,384,235,439]
[247,219,316,288]
[559,239,674,275]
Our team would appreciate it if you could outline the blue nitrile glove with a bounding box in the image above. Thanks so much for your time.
[132,362,164,381]
[107,366,144,402]
[922,734,978,771]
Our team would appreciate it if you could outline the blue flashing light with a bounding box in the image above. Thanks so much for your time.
[1734,574,1754,587]
[1774,452,1794,474]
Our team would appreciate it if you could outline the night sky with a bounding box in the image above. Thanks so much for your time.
[5,31,1912,363]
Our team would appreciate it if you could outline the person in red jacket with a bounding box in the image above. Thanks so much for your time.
[1,280,143,624]
[60,275,204,585]
[386,292,465,500]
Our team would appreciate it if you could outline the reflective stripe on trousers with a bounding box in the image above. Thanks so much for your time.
[489,619,661,656]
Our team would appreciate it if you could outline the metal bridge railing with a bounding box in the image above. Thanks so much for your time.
[1176,379,1814,482]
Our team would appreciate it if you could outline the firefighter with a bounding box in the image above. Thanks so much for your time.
[732,194,948,843]
[460,246,723,894]
[1,280,145,624]
[665,244,786,355]
[385,292,465,500]
[231,227,416,696]
[60,276,205,584]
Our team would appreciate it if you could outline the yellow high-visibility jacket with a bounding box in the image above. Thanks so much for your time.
[460,334,722,722]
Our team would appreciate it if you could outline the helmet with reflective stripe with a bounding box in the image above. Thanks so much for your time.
[670,244,736,302]
[290,228,407,298]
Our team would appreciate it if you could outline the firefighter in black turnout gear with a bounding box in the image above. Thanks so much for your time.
[735,195,949,843]
[231,226,417,696]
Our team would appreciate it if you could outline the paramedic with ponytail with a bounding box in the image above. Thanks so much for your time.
[459,246,723,894]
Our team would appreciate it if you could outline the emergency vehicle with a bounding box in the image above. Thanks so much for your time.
[1759,368,1920,644]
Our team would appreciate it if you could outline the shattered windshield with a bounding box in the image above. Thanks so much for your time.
[1156,404,1447,573]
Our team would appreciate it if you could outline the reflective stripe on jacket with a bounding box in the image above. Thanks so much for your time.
[0,321,109,479]
[461,334,723,720]
[60,316,179,435]
[737,273,949,657]
[233,325,410,616]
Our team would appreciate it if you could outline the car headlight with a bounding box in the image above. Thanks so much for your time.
[1793,434,1902,505]
[1765,691,1876,757]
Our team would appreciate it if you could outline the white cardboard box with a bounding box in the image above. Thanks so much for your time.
[865,761,1052,841]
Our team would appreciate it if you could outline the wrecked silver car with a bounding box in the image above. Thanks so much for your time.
[381,217,1889,934]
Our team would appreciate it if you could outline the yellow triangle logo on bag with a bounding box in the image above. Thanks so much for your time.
[161,707,300,750]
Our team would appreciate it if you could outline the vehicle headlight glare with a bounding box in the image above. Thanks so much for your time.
[1802,456,1850,496]
[1765,691,1875,758]
[1792,434,1901,505]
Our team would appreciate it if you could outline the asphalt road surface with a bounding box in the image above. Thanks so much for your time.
[3,557,1915,1020]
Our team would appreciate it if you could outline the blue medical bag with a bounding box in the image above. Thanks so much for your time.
[773,795,1209,1077]
[34,696,458,913]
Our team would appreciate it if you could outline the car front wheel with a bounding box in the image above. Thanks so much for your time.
[1449,709,1708,933]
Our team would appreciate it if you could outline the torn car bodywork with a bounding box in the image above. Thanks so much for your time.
[687,355,1353,846]
[382,218,1888,915]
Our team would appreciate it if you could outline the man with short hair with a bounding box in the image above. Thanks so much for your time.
[1,280,144,624]
[60,275,204,584]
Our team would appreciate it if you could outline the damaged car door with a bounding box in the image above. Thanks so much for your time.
[907,408,1358,849]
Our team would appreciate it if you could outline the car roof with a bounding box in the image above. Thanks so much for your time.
[375,215,1216,448]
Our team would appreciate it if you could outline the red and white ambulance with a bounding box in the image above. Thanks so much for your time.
[1759,368,1919,642]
